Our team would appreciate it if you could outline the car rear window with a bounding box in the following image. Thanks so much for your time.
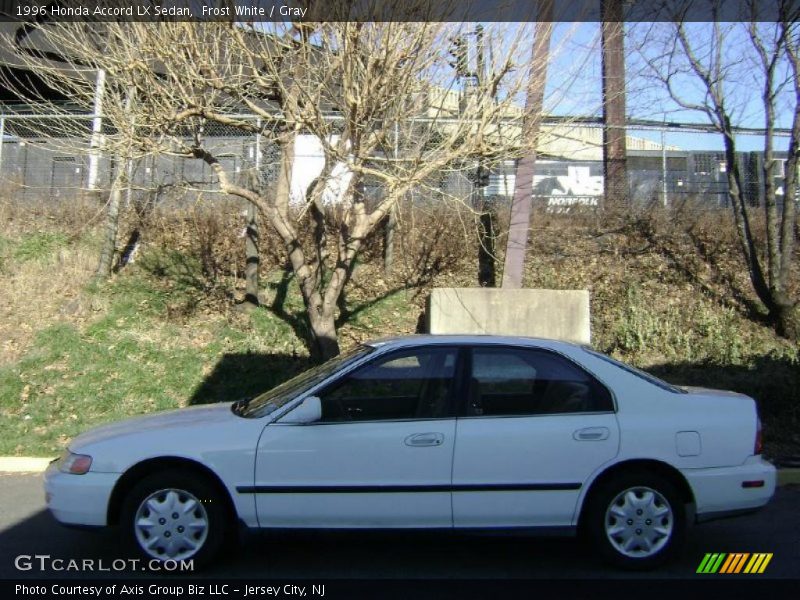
[584,349,685,394]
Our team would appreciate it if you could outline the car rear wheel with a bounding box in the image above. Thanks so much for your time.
[585,470,686,569]
[121,470,229,567]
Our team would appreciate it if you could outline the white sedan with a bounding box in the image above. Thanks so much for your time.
[44,335,776,569]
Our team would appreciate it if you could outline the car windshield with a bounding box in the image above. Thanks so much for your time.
[235,345,375,418]
[584,349,686,394]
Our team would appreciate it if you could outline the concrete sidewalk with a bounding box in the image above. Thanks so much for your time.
[0,457,54,473]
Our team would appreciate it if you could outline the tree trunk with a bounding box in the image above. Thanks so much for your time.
[307,302,340,361]
[774,303,800,341]
[265,130,344,361]
[719,125,800,341]
[477,202,497,287]
[94,171,122,280]
[383,206,396,273]
[718,124,772,304]
[243,200,260,308]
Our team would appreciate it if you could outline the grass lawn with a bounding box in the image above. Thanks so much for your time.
[1,207,798,458]
[0,234,419,456]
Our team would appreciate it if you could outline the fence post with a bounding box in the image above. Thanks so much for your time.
[0,114,5,182]
[87,69,105,191]
[661,128,668,208]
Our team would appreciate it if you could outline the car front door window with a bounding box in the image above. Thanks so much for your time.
[319,348,458,422]
[255,345,460,528]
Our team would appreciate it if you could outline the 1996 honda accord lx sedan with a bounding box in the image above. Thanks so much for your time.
[44,335,776,569]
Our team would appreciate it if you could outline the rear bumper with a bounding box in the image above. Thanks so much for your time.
[43,460,120,527]
[695,506,763,524]
[683,456,776,521]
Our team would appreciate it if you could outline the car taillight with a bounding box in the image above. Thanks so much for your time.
[754,416,763,455]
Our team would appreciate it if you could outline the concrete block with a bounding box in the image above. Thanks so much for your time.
[427,288,591,344]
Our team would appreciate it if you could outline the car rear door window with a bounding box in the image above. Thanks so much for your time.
[468,347,613,416]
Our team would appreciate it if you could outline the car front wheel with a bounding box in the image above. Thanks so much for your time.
[121,470,229,567]
[585,470,686,569]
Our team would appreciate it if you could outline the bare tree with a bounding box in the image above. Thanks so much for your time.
[94,87,137,280]
[0,25,150,280]
[4,11,532,359]
[635,5,799,339]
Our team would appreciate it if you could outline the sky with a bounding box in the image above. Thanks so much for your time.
[213,19,792,154]
[537,21,796,153]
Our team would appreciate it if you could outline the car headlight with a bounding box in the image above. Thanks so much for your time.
[58,451,93,475]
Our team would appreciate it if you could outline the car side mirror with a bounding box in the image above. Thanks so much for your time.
[279,395,322,424]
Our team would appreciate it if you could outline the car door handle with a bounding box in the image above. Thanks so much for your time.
[404,433,445,447]
[573,427,610,441]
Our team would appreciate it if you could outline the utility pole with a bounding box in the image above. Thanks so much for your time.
[472,25,496,287]
[601,0,629,206]
[502,2,554,288]
[450,28,495,285]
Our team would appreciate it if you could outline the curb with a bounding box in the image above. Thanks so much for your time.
[1,457,800,485]
[0,457,55,473]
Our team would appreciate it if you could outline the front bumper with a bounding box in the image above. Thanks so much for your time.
[683,455,776,521]
[44,460,121,527]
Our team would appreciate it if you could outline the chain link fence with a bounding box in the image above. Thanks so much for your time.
[0,111,794,213]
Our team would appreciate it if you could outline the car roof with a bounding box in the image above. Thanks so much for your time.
[364,334,585,353]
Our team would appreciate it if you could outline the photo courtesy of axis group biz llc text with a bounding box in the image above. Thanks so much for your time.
[0,0,799,599]
[15,584,325,597]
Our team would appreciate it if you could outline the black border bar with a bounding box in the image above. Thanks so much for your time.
[5,578,800,600]
[2,0,800,23]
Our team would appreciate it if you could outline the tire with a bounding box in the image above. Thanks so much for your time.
[120,469,231,568]
[584,470,686,570]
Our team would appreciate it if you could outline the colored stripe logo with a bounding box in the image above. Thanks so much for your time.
[696,553,773,574]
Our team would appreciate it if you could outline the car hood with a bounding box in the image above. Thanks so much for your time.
[69,402,237,450]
